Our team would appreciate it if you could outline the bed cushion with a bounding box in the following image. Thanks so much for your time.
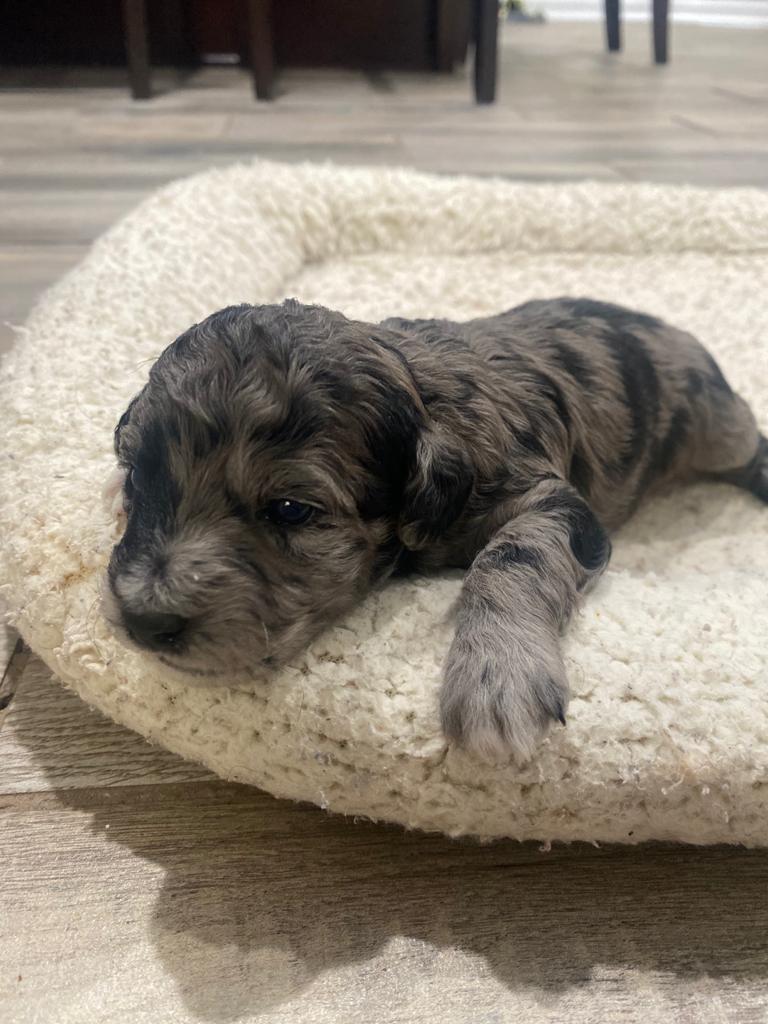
[1,161,767,844]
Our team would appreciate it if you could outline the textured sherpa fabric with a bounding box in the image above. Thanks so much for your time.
[1,161,768,845]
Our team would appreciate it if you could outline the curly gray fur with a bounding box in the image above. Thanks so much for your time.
[105,297,766,760]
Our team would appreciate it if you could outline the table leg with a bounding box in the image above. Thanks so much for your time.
[474,0,499,105]
[605,0,621,51]
[123,0,151,100]
[246,0,276,101]
[652,0,669,64]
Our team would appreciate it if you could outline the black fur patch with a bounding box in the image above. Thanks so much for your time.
[400,433,475,547]
[569,446,593,497]
[454,371,479,402]
[551,340,595,386]
[535,489,583,519]
[392,546,419,576]
[536,490,611,571]
[111,419,182,576]
[649,408,690,480]
[372,334,419,389]
[371,532,407,580]
[310,365,358,406]
[359,477,399,521]
[726,435,767,481]
[226,488,252,523]
[526,368,572,431]
[471,472,534,517]
[744,434,768,503]
[133,420,173,487]
[481,542,543,571]
[702,350,731,393]
[362,387,424,521]
[569,504,612,571]
[629,407,691,512]
[602,331,660,476]
[516,429,548,458]
[261,399,323,450]
[685,369,704,398]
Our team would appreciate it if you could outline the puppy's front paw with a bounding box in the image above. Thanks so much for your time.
[440,626,569,762]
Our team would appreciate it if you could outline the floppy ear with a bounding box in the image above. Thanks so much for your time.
[398,426,475,551]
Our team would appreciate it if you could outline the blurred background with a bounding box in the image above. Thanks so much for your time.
[1,0,766,362]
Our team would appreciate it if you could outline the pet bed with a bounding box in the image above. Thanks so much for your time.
[2,161,767,844]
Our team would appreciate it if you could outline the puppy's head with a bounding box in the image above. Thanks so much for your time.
[104,301,473,678]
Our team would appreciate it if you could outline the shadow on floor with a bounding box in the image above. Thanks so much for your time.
[22,751,768,1022]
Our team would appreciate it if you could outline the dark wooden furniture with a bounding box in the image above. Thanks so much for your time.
[245,0,275,100]
[605,0,670,64]
[242,0,498,104]
[652,0,670,63]
[122,0,499,104]
[123,0,152,100]
[474,0,499,104]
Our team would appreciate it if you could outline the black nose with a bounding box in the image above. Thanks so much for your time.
[122,609,189,652]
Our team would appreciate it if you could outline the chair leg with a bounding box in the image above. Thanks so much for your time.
[122,0,151,100]
[245,0,276,101]
[605,0,621,52]
[652,0,669,64]
[474,0,499,105]
[435,0,463,72]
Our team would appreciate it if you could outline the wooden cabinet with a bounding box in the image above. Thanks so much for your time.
[0,0,496,104]
[0,0,470,72]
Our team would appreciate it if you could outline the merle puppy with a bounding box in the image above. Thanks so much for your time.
[105,298,767,759]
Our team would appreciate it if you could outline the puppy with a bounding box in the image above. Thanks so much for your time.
[105,298,767,759]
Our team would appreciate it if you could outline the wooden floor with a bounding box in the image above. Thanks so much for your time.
[2,21,768,1023]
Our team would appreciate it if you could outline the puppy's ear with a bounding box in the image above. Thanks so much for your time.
[398,427,474,550]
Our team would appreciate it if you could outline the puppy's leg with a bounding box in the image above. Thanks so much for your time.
[689,378,767,502]
[441,479,611,761]
[717,433,768,504]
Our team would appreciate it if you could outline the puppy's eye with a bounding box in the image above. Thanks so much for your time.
[265,499,316,526]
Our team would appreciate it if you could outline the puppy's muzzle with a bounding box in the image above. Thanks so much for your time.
[120,607,189,653]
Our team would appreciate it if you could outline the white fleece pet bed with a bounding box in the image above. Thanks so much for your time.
[2,162,768,845]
